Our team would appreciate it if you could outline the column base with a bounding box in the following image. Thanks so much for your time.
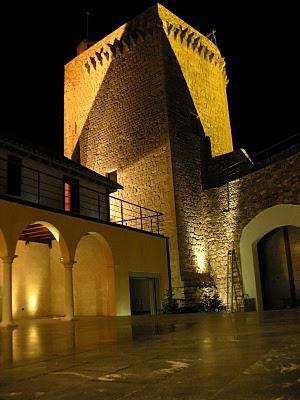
[0,321,17,329]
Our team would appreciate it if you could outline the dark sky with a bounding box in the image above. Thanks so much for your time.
[1,1,299,156]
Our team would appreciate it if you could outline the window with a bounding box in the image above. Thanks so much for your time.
[64,182,72,211]
[63,177,79,213]
[7,155,21,196]
[107,170,117,182]
[190,113,202,137]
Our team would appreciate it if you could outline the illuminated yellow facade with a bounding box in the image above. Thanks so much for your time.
[0,199,169,323]
[0,136,169,326]
[63,4,300,310]
[0,6,299,324]
[64,4,232,298]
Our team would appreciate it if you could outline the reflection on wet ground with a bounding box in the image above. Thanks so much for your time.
[0,310,300,399]
[0,316,180,367]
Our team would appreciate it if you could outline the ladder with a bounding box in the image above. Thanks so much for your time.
[227,249,245,312]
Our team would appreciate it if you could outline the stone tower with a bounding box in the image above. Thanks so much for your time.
[64,4,233,299]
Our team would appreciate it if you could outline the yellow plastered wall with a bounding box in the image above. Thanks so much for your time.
[13,241,51,319]
[0,199,169,319]
[74,234,115,316]
[49,242,65,316]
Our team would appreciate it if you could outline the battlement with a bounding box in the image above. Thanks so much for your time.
[64,3,234,293]
[159,5,228,83]
[67,3,227,82]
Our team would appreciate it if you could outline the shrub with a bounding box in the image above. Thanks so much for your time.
[196,286,224,312]
[179,286,224,313]
[161,288,179,314]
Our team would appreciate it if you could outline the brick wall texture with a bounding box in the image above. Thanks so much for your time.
[202,148,300,304]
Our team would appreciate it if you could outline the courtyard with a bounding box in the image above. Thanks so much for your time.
[0,310,300,399]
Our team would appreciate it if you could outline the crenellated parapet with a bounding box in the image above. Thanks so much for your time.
[78,3,228,84]
[162,19,228,84]
[81,25,160,73]
[65,3,234,297]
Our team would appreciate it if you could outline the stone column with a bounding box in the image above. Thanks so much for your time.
[0,256,17,328]
[61,259,77,320]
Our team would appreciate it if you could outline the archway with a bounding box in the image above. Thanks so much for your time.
[240,204,300,311]
[258,226,300,309]
[12,221,67,319]
[73,232,115,316]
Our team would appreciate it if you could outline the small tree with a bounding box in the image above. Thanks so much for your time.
[180,271,225,313]
[161,288,179,313]
[196,286,224,312]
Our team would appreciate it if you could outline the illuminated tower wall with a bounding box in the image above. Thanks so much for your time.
[64,4,233,294]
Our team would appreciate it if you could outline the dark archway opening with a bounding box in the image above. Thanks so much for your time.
[258,226,300,310]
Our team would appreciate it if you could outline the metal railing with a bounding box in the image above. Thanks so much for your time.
[204,132,300,189]
[109,196,162,234]
[0,156,163,235]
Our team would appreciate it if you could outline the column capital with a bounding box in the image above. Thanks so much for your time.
[60,258,77,267]
[1,255,18,264]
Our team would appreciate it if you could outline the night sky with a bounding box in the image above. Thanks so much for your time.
[1,1,299,156]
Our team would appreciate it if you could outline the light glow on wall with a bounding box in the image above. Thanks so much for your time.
[195,247,207,273]
[64,24,127,160]
[158,7,233,157]
[27,291,39,315]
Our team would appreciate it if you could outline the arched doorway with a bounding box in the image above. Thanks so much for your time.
[240,204,300,311]
[258,226,300,310]
[73,232,115,316]
[12,221,65,319]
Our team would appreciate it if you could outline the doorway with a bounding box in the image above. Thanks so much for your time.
[129,277,158,315]
[258,226,300,310]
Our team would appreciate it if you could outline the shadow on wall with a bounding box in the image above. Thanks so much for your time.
[72,9,211,277]
[73,8,210,175]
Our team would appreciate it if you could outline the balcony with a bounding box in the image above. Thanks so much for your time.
[0,156,163,235]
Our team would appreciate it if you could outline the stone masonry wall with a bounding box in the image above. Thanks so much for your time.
[201,148,300,306]
[158,5,233,157]
[64,5,300,308]
[64,4,235,296]
[64,6,182,288]
[158,6,233,300]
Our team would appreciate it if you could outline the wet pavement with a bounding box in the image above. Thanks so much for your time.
[0,310,300,399]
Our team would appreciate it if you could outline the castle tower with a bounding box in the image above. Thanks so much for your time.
[64,4,233,298]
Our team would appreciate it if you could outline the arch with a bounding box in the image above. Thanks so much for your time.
[12,220,70,319]
[36,221,70,262]
[74,231,114,266]
[73,231,116,316]
[240,204,300,311]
